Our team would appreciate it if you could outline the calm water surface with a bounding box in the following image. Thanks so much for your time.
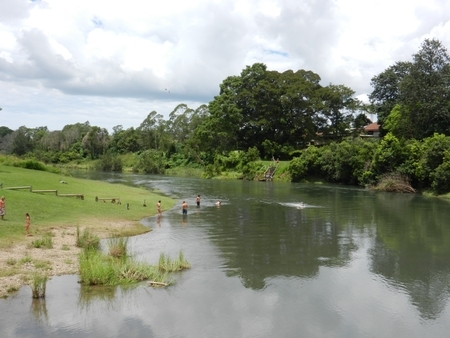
[1,173,450,338]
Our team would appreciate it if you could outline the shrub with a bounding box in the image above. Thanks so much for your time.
[371,172,416,193]
[431,151,450,194]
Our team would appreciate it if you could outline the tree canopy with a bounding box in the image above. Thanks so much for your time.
[370,39,450,139]
[195,63,362,159]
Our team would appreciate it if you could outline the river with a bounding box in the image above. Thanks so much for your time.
[1,172,450,338]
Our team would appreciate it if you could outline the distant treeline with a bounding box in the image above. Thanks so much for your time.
[1,38,450,193]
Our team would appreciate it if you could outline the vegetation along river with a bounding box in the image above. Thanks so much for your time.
[1,172,450,338]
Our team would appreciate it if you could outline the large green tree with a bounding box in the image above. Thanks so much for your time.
[369,61,411,128]
[400,39,450,138]
[138,111,164,150]
[370,39,450,139]
[199,63,359,159]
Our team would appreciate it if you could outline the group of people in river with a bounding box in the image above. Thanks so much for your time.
[156,194,222,218]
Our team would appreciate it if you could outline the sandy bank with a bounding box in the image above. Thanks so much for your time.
[0,221,141,298]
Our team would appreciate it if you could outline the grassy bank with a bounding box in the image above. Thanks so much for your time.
[0,164,175,248]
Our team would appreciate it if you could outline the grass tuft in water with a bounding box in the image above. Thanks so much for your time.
[158,251,191,272]
[107,237,129,259]
[30,271,48,299]
[78,248,171,286]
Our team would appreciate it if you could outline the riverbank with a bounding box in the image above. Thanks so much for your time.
[0,164,175,297]
[0,220,143,298]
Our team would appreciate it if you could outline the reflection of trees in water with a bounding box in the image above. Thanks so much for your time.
[31,298,48,324]
[370,240,450,320]
[370,194,450,320]
[209,204,357,290]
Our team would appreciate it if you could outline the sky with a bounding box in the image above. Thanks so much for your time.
[1,0,450,133]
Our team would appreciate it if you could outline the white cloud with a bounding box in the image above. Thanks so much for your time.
[1,0,450,131]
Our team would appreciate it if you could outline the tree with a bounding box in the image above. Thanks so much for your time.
[317,84,360,139]
[11,126,33,156]
[138,111,163,150]
[81,126,109,159]
[369,39,450,140]
[369,61,411,129]
[383,104,414,139]
[0,126,13,138]
[61,122,90,151]
[110,125,141,154]
[203,63,361,159]
[353,113,372,133]
[167,104,195,144]
[400,39,450,139]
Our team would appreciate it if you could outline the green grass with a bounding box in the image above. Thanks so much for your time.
[158,251,191,272]
[76,226,100,250]
[78,248,174,286]
[30,271,48,298]
[107,237,129,258]
[0,163,175,248]
[31,234,53,249]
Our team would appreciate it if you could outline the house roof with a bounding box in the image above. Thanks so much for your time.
[364,123,380,132]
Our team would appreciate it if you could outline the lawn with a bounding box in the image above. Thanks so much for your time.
[0,165,175,248]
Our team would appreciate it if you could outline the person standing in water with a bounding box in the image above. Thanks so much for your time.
[196,195,201,207]
[157,200,162,216]
[25,213,30,236]
[182,201,188,215]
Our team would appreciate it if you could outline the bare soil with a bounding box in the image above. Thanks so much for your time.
[0,221,141,298]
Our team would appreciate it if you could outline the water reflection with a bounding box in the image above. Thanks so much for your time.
[368,193,450,320]
[2,173,450,337]
[78,285,118,312]
[30,299,48,325]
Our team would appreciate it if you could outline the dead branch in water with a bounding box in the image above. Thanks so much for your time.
[371,173,416,193]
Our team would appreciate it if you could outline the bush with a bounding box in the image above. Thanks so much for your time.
[96,153,123,172]
[431,151,450,194]
[371,172,416,193]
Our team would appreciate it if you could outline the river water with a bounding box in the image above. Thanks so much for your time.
[1,173,450,338]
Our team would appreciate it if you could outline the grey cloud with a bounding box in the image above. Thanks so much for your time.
[0,0,37,23]
[261,0,341,68]
[0,29,76,82]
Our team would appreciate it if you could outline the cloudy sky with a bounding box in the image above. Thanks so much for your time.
[1,0,450,132]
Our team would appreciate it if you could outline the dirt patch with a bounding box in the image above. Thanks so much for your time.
[0,221,146,298]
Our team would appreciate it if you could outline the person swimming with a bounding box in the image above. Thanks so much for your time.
[297,202,306,209]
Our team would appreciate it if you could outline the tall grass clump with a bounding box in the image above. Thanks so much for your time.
[76,226,100,250]
[30,271,48,299]
[78,248,171,286]
[107,237,129,258]
[158,251,191,272]
[31,234,53,249]
[79,249,116,285]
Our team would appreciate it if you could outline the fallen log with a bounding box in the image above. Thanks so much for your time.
[148,281,168,287]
